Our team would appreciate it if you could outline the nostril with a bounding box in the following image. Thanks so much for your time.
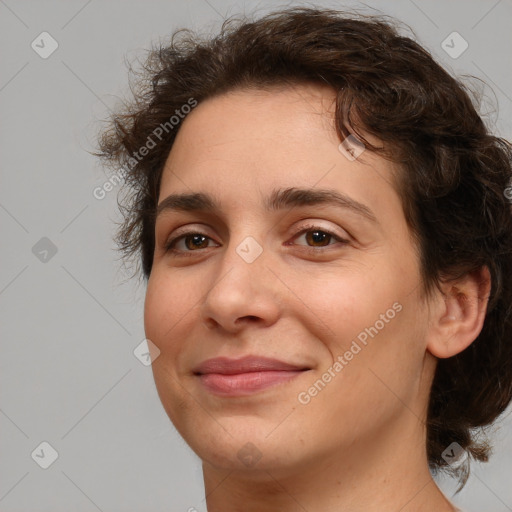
[234,315,260,325]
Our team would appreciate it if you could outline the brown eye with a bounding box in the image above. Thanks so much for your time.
[183,234,210,250]
[304,230,333,247]
[164,232,216,253]
[292,226,348,249]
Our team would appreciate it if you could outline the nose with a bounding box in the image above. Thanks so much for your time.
[200,239,281,333]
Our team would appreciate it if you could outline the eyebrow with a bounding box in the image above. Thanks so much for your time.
[156,187,378,223]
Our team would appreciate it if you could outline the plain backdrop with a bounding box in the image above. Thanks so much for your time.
[1,1,511,511]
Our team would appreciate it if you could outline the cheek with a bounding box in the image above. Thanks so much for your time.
[299,302,426,441]
[294,268,398,345]
[144,279,165,344]
[308,265,426,391]
[144,273,196,427]
[143,272,190,351]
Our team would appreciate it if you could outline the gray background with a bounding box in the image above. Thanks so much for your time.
[1,0,511,511]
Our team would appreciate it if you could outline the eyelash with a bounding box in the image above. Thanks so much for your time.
[163,224,350,257]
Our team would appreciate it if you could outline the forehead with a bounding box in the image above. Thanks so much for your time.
[172,83,338,146]
[162,84,337,179]
[158,84,402,220]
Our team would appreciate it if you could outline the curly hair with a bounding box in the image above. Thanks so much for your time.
[96,6,512,490]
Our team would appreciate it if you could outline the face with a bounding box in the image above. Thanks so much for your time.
[144,84,434,474]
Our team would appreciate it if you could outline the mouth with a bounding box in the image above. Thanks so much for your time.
[192,355,311,397]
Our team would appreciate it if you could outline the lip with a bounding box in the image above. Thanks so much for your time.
[193,355,309,375]
[193,356,310,397]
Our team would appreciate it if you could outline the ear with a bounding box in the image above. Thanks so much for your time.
[426,266,491,359]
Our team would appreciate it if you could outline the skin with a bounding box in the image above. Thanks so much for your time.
[144,83,490,512]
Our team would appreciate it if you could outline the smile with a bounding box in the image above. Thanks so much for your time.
[193,355,310,397]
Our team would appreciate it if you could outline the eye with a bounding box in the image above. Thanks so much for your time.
[162,224,349,257]
[164,232,218,255]
[290,224,349,250]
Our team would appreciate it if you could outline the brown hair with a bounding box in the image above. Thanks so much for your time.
[96,6,512,489]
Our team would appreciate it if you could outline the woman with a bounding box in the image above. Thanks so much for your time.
[97,7,512,511]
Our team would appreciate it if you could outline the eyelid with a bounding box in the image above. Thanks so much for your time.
[290,222,349,242]
[165,223,214,240]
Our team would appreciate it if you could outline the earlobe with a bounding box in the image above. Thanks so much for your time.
[426,266,491,359]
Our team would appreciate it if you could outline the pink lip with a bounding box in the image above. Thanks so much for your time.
[193,356,310,397]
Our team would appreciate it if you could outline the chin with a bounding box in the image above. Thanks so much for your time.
[185,422,316,474]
